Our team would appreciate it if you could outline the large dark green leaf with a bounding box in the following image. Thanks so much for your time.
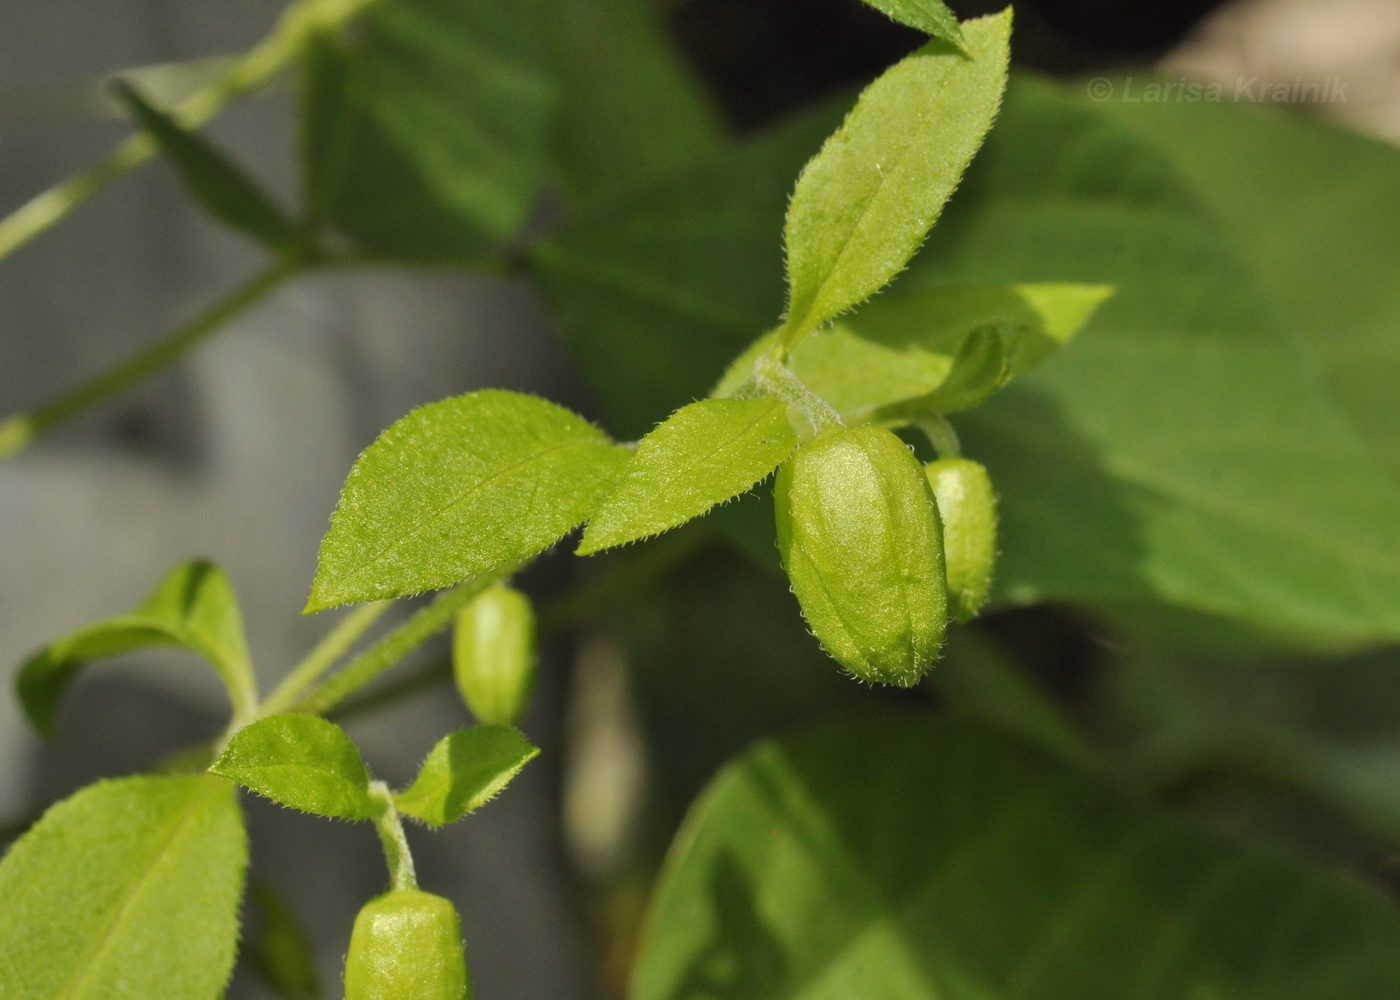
[1095,607,1400,850]
[302,0,554,263]
[909,76,1400,643]
[0,775,247,1000]
[1087,88,1400,487]
[547,0,722,209]
[534,101,845,438]
[634,714,1400,999]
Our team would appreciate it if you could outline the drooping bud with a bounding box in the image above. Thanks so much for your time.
[775,425,947,686]
[925,457,998,622]
[343,889,469,1000]
[453,584,536,727]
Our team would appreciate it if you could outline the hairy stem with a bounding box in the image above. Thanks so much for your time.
[0,255,301,460]
[330,531,713,721]
[368,781,417,890]
[261,601,393,717]
[297,572,511,716]
[0,0,380,264]
[754,356,843,441]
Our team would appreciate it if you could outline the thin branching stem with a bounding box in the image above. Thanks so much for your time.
[0,0,380,263]
[261,601,393,717]
[0,254,301,460]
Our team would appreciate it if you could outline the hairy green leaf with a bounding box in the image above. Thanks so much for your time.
[780,10,1010,342]
[302,0,554,263]
[579,398,797,555]
[548,0,722,208]
[17,560,256,735]
[211,714,375,820]
[635,714,1400,1000]
[716,282,1113,418]
[0,775,246,1000]
[245,881,322,1000]
[116,82,299,250]
[856,0,964,48]
[308,390,630,610]
[394,725,539,827]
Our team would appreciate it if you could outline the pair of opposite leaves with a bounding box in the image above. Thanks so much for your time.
[305,11,1016,609]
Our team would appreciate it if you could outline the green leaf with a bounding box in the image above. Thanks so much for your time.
[911,323,1010,414]
[779,10,1010,342]
[301,0,554,263]
[547,0,722,208]
[0,774,247,1000]
[394,724,539,827]
[1096,609,1400,851]
[17,560,257,736]
[856,0,965,48]
[1087,83,1400,488]
[115,82,300,251]
[308,390,630,610]
[534,99,847,438]
[211,714,375,820]
[904,75,1400,643]
[578,398,797,555]
[245,881,322,1000]
[717,282,1113,419]
[634,714,1400,1000]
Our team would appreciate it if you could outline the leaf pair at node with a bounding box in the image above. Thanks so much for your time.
[210,713,538,828]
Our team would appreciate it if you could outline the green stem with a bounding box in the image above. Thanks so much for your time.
[330,531,714,722]
[0,0,380,264]
[261,601,393,717]
[0,254,301,460]
[911,413,961,458]
[329,657,452,724]
[368,781,417,890]
[754,356,842,441]
[297,573,510,716]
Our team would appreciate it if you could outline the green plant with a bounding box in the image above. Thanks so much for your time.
[5,0,1400,996]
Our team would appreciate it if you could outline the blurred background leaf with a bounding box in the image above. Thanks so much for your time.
[635,713,1400,1000]
[301,0,555,264]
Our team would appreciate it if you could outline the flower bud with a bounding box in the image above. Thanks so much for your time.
[453,585,536,727]
[343,889,469,1000]
[775,426,947,686]
[925,457,998,622]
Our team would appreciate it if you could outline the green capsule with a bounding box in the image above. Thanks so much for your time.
[344,889,470,1000]
[775,425,948,686]
[453,584,536,727]
[925,457,998,622]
